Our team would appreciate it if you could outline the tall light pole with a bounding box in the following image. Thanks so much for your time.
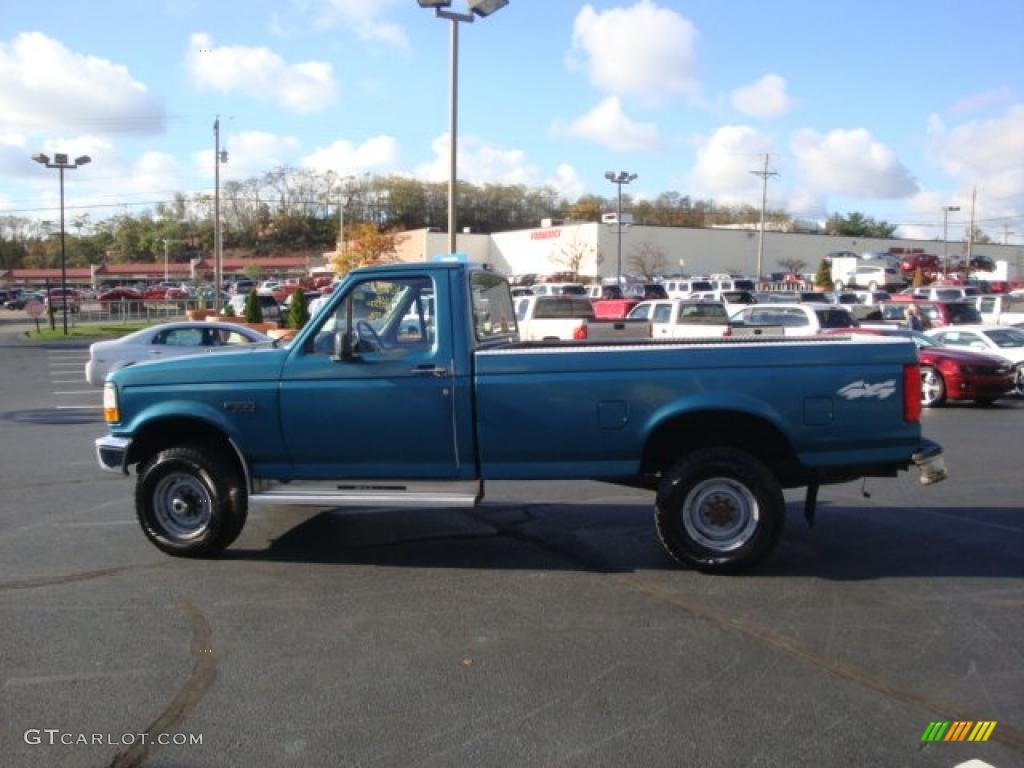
[31,152,91,336]
[942,204,960,276]
[418,0,509,255]
[336,172,369,265]
[213,117,228,313]
[605,170,637,287]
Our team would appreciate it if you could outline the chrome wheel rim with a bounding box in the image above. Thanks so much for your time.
[682,478,759,553]
[153,472,212,540]
[920,369,943,405]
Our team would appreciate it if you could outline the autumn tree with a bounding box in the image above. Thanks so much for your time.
[626,242,667,279]
[779,257,807,275]
[551,232,602,281]
[332,222,403,275]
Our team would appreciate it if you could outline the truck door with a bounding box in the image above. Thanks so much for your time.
[279,272,459,479]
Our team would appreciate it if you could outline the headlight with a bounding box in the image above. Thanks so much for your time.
[103,382,120,423]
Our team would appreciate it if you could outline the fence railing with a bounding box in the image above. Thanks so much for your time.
[62,299,203,326]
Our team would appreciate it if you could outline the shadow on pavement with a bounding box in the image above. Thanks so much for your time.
[224,502,1024,580]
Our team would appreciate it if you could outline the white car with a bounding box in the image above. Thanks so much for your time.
[85,321,272,387]
[728,303,858,337]
[628,299,730,339]
[925,325,1024,395]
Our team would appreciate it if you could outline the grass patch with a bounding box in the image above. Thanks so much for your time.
[25,322,152,341]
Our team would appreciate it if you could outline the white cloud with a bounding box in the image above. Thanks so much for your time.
[551,97,663,153]
[0,32,165,135]
[791,128,917,199]
[568,1,699,105]
[690,125,776,202]
[316,0,408,48]
[930,104,1024,182]
[186,33,336,113]
[195,131,302,180]
[302,136,399,175]
[415,134,538,186]
[730,74,792,120]
[947,87,1013,117]
[547,164,586,201]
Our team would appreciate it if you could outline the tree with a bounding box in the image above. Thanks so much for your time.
[243,290,263,323]
[912,267,926,288]
[551,232,601,281]
[779,258,807,275]
[286,286,310,330]
[332,222,402,275]
[825,212,897,238]
[626,242,667,279]
[814,259,833,289]
[242,263,263,281]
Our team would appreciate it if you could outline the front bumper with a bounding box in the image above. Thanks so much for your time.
[96,436,132,474]
[912,438,947,486]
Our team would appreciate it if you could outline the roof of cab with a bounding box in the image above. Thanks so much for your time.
[349,261,495,276]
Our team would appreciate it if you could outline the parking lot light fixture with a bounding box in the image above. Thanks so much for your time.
[942,205,960,276]
[31,152,92,336]
[420,0,509,254]
[605,170,637,288]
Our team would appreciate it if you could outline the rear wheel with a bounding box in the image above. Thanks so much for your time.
[1016,365,1024,397]
[655,447,785,573]
[920,366,946,407]
[135,444,247,557]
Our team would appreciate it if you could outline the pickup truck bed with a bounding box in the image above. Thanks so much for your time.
[95,263,945,574]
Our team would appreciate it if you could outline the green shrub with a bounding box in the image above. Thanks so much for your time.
[287,286,310,330]
[815,258,834,290]
[244,291,262,323]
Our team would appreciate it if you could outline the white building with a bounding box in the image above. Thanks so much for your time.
[388,223,1024,282]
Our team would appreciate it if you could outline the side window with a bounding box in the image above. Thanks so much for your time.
[158,328,204,347]
[309,276,435,357]
[652,304,672,323]
[979,297,995,313]
[630,304,651,320]
[470,271,517,341]
[515,299,529,322]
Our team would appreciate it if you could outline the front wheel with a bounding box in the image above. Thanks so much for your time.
[135,445,247,557]
[920,366,946,407]
[655,447,785,573]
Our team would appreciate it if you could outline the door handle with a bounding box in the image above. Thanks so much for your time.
[409,365,448,377]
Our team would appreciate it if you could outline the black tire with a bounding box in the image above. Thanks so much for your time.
[919,366,946,407]
[135,444,247,557]
[655,447,785,574]
[1016,365,1024,397]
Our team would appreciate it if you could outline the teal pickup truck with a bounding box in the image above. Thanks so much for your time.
[95,262,946,573]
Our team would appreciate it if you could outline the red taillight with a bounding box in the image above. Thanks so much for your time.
[903,363,921,423]
[573,325,588,340]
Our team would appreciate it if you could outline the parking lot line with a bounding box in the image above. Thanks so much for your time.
[52,380,86,384]
[53,390,100,395]
[55,405,102,410]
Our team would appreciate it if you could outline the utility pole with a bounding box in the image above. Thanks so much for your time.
[750,154,778,282]
[966,185,976,263]
[1002,225,1015,245]
[214,117,222,314]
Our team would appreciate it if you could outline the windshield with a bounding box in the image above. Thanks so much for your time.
[983,328,1024,347]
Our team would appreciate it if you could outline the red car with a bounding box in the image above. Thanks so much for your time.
[837,327,1015,406]
[899,252,941,277]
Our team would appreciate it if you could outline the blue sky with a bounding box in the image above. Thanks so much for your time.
[1,0,1022,243]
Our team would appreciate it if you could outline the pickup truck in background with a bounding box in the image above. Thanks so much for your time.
[976,293,1024,326]
[514,295,650,341]
[628,299,730,339]
[95,262,945,574]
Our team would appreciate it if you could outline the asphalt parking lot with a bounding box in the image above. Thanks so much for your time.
[0,331,1021,768]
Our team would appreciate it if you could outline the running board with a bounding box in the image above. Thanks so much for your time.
[249,479,482,509]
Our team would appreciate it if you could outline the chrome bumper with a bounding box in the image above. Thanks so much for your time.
[912,438,947,486]
[95,436,132,474]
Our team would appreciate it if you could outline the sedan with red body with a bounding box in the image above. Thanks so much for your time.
[834,327,1014,407]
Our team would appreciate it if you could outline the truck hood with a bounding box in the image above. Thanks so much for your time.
[110,346,289,387]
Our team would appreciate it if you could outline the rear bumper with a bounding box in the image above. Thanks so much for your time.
[95,436,131,474]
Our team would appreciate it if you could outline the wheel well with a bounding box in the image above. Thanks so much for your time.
[126,418,243,481]
[642,410,804,487]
